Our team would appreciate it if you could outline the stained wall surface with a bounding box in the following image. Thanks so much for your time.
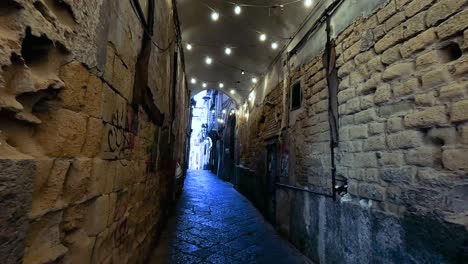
[0,0,190,263]
[235,0,468,263]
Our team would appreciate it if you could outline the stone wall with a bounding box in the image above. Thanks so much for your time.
[0,1,190,263]
[236,0,468,262]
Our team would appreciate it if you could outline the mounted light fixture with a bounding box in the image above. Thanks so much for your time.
[259,33,267,42]
[225,47,232,55]
[186,43,192,50]
[219,83,224,88]
[234,5,242,15]
[305,0,313,7]
[241,70,245,75]
[211,11,219,21]
[252,77,258,84]
[230,89,236,94]
[205,56,213,65]
[271,42,278,50]
[202,83,207,88]
[191,78,197,84]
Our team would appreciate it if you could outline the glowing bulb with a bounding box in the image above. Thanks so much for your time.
[219,83,224,88]
[205,56,212,65]
[211,109,215,113]
[271,42,278,50]
[191,78,197,84]
[186,43,192,50]
[225,47,232,55]
[252,77,258,84]
[234,5,241,15]
[202,83,207,88]
[211,11,219,21]
[230,89,235,94]
[241,70,245,75]
[259,33,267,42]
[305,0,313,7]
[222,109,226,114]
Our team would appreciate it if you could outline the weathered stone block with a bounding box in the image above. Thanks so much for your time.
[59,62,90,112]
[387,130,424,149]
[84,195,110,236]
[407,147,441,167]
[30,159,70,218]
[363,135,386,151]
[35,109,88,157]
[0,159,35,263]
[416,50,443,68]
[360,95,374,109]
[405,0,434,18]
[338,88,355,105]
[23,212,68,264]
[428,127,459,145]
[358,183,385,201]
[349,125,369,140]
[354,152,378,168]
[367,56,384,72]
[387,117,404,132]
[382,45,401,65]
[377,0,397,23]
[385,12,405,32]
[404,106,448,128]
[437,10,468,39]
[393,78,419,97]
[439,82,466,99]
[426,0,466,26]
[415,92,436,106]
[378,151,405,166]
[355,108,379,124]
[421,68,452,88]
[381,166,416,183]
[61,229,96,264]
[82,117,104,158]
[338,60,355,78]
[382,62,414,81]
[369,122,385,135]
[400,28,437,58]
[461,125,468,144]
[63,158,94,204]
[442,148,468,170]
[450,99,468,122]
[374,84,392,104]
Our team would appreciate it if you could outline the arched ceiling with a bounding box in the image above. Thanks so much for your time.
[176,0,315,103]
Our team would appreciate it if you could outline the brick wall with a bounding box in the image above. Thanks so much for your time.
[0,1,190,263]
[236,0,468,262]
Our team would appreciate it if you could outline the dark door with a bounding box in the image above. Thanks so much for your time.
[266,141,278,224]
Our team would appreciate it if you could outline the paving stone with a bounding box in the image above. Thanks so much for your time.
[149,170,311,264]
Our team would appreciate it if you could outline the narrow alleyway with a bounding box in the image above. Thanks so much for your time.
[150,170,311,264]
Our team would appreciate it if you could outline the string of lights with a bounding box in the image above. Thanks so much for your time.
[186,0,316,98]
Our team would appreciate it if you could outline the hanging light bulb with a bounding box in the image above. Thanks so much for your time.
[259,33,267,42]
[304,0,313,7]
[225,47,232,55]
[271,42,278,50]
[211,11,219,21]
[205,56,213,65]
[186,43,192,50]
[230,89,236,94]
[202,83,207,88]
[191,78,197,84]
[222,109,226,114]
[234,5,241,15]
[252,77,258,84]
[219,83,224,88]
[241,70,245,75]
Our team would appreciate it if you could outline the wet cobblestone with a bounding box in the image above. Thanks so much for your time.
[149,170,311,264]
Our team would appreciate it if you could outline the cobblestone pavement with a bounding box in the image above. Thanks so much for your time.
[149,170,312,264]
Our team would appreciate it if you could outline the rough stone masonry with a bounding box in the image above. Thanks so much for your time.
[235,0,468,263]
[0,0,190,263]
